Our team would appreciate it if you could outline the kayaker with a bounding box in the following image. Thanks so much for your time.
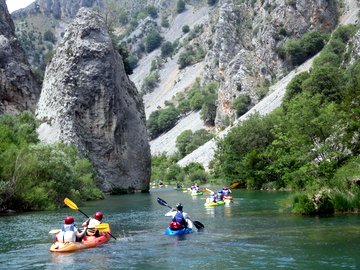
[56,216,86,243]
[82,211,103,237]
[168,203,194,229]
[222,187,232,196]
[216,190,224,201]
[206,192,216,204]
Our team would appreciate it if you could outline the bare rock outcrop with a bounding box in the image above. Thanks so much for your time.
[36,8,151,193]
[0,0,40,114]
[203,0,338,129]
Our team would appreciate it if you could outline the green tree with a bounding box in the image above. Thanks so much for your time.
[145,30,163,53]
[161,41,174,58]
[147,110,161,139]
[283,71,310,103]
[176,0,186,13]
[157,106,179,133]
[178,50,194,69]
[146,5,158,18]
[207,0,218,6]
[302,66,344,103]
[161,17,170,28]
[182,25,190,33]
[231,94,251,117]
[43,30,56,43]
[186,129,213,155]
[141,72,160,93]
[200,94,217,125]
[176,130,193,157]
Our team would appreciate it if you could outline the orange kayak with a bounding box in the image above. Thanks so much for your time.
[50,231,111,252]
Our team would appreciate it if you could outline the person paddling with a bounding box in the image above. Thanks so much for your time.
[82,211,103,237]
[56,216,86,243]
[166,203,194,230]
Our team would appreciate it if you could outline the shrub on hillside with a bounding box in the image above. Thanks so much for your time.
[231,94,251,117]
[176,0,186,13]
[145,30,163,53]
[161,41,174,58]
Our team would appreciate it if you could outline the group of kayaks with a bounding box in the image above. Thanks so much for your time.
[51,186,235,252]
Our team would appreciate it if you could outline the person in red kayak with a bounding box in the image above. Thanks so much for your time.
[82,211,103,237]
[56,216,86,242]
[167,203,194,230]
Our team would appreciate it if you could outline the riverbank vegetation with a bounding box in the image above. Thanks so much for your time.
[0,112,103,212]
[213,25,360,215]
[151,25,360,216]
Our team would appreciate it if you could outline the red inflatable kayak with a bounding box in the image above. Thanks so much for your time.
[50,231,111,252]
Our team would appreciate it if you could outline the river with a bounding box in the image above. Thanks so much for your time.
[0,187,359,269]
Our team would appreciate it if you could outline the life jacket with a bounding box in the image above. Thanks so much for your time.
[57,224,76,242]
[172,212,187,227]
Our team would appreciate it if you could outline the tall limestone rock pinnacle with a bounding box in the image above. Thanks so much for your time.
[0,0,40,114]
[36,7,151,193]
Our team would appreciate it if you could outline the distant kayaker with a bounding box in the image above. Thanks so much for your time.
[206,192,216,204]
[222,187,232,197]
[82,211,103,237]
[56,216,86,243]
[167,203,194,230]
[216,190,224,201]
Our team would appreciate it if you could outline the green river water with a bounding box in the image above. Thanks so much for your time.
[0,187,359,269]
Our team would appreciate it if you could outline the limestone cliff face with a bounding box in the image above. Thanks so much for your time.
[0,0,40,114]
[36,8,151,193]
[203,0,338,129]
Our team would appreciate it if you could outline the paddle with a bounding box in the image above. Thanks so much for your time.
[63,197,116,240]
[229,182,240,189]
[156,197,204,231]
[49,223,111,234]
[49,229,61,234]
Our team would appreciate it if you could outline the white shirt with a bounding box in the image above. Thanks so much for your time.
[88,218,101,229]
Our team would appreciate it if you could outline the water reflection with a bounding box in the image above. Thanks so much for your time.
[205,207,215,217]
[224,204,232,217]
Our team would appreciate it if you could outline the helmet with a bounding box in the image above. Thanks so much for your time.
[176,203,183,211]
[223,187,228,190]
[94,211,103,221]
[64,216,74,225]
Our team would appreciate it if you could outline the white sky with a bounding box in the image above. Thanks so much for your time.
[6,0,34,13]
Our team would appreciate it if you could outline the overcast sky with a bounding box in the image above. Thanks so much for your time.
[6,0,34,13]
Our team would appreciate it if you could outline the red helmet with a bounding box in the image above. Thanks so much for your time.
[64,216,74,224]
[94,211,103,221]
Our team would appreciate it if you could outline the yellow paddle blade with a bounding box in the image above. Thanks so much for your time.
[64,197,79,210]
[95,223,110,232]
[230,182,240,189]
[49,229,61,234]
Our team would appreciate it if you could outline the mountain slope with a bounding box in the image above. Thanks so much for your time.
[178,0,360,169]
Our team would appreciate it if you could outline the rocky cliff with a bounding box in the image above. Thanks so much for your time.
[203,0,338,129]
[0,0,40,114]
[36,8,151,193]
